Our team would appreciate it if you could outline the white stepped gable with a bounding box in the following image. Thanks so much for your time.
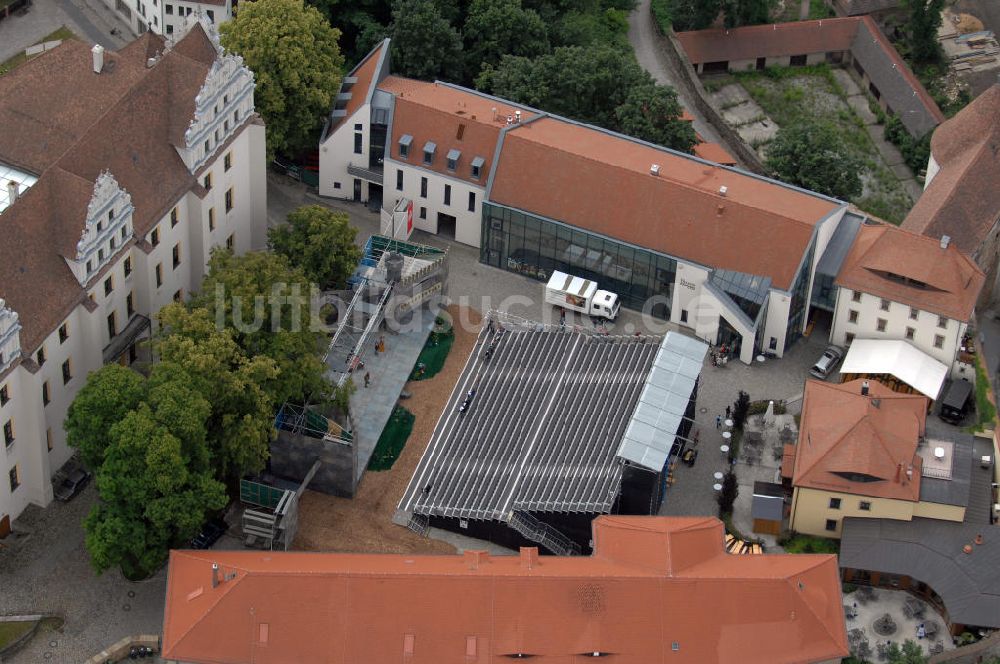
[0,298,21,374]
[177,29,255,173]
[69,171,135,286]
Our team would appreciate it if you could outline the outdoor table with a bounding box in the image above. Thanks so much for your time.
[924,621,938,638]
[904,597,924,618]
[844,605,857,620]
[724,419,733,428]
[720,445,730,456]
[714,472,724,480]
[713,483,722,491]
[722,431,732,440]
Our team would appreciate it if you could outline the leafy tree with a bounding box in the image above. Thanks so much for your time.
[615,84,697,152]
[884,640,928,664]
[732,390,750,431]
[65,364,145,470]
[84,392,226,577]
[193,250,329,406]
[389,0,464,81]
[462,0,549,81]
[765,122,863,200]
[477,45,694,151]
[155,304,278,483]
[722,0,768,28]
[717,471,738,515]
[220,0,345,159]
[668,0,720,30]
[269,205,362,291]
[903,0,945,65]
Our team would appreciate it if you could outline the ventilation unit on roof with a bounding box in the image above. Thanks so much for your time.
[650,164,660,176]
[92,44,104,74]
[6,181,18,204]
[941,235,951,249]
[515,110,521,123]
[718,185,728,197]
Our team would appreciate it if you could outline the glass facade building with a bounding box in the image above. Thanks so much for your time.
[480,203,677,318]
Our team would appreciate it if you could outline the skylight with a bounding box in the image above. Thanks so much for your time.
[0,163,38,213]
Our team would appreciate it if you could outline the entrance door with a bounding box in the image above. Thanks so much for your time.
[756,57,766,71]
[437,212,457,240]
[0,514,10,538]
[353,179,362,202]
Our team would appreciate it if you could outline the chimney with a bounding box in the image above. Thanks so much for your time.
[519,547,539,570]
[718,185,728,197]
[975,533,984,545]
[963,544,973,555]
[211,562,220,588]
[464,550,489,570]
[861,380,869,396]
[940,235,950,250]
[6,181,18,204]
[895,463,902,483]
[92,44,105,74]
[650,164,660,176]
[506,115,513,125]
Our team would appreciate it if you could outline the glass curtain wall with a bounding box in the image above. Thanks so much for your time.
[481,204,677,318]
[784,241,815,350]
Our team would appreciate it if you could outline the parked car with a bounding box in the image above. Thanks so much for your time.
[938,379,973,425]
[189,517,228,550]
[809,345,844,379]
[54,468,91,502]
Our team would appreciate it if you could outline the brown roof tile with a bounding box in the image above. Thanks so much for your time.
[341,41,386,126]
[490,117,840,289]
[676,17,862,64]
[901,84,1000,255]
[835,223,984,321]
[162,516,848,664]
[793,379,927,501]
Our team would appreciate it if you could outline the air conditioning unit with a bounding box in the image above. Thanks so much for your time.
[982,455,993,469]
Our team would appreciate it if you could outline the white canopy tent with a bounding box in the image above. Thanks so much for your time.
[839,339,948,399]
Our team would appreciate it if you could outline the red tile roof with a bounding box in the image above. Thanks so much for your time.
[693,141,737,165]
[162,516,848,664]
[676,17,861,64]
[902,84,1000,256]
[380,77,535,186]
[337,40,387,130]
[793,379,927,501]
[490,117,840,289]
[835,223,984,321]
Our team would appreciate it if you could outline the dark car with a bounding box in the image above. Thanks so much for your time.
[938,379,973,425]
[54,468,91,502]
[189,517,228,549]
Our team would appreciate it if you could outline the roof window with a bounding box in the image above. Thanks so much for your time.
[446,149,461,172]
[423,141,436,165]
[470,156,485,179]
[398,134,413,159]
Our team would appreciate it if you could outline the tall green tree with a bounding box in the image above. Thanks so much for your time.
[884,640,928,664]
[84,391,226,577]
[193,250,329,406]
[904,0,945,64]
[220,0,345,159]
[389,0,464,81]
[765,122,863,200]
[615,84,697,152]
[668,0,721,30]
[269,205,362,291]
[65,364,145,470]
[462,0,549,81]
[155,304,278,483]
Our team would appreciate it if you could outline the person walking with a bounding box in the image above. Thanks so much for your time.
[715,415,722,429]
[364,372,371,388]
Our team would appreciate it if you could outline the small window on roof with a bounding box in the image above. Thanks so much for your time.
[446,148,461,171]
[423,141,436,165]
[470,156,485,179]
[398,134,412,159]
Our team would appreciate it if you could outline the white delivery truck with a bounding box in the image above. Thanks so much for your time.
[545,270,620,320]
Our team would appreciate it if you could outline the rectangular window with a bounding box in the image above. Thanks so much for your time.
[166,2,172,12]
[208,208,216,231]
[419,207,426,220]
[471,164,481,179]
[444,184,451,206]
[937,316,947,329]
[36,346,46,366]
[46,428,53,452]
[203,173,212,191]
[8,466,19,491]
[104,276,113,296]
[172,244,181,269]
[3,420,13,447]
[173,289,183,302]
[124,256,132,278]
[353,132,363,154]
[225,188,234,212]
[876,318,887,332]
[166,25,173,34]
[107,312,117,338]
[447,157,457,171]
[62,359,72,385]
[399,143,409,159]
[852,290,862,303]
[468,191,476,212]
[127,292,134,317]
[934,334,944,349]
[880,298,890,311]
[396,169,403,191]
[120,226,127,240]
[151,226,160,247]
[59,324,68,344]
[155,263,163,287]
[224,152,232,172]
[829,498,841,509]
[86,260,93,275]
[680,309,688,323]
[204,139,210,153]
[170,207,179,227]
[905,326,915,340]
[848,310,858,324]
[42,381,50,406]
[206,8,213,21]
[846,332,855,344]
[0,385,7,406]
[420,177,427,199]
[226,234,235,250]
[423,147,434,165]
[825,519,837,532]
[859,501,871,511]
[909,307,918,320]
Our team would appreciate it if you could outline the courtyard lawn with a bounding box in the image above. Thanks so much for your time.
[409,319,455,381]
[367,406,415,471]
[0,27,77,76]
[0,620,35,651]
[728,65,914,223]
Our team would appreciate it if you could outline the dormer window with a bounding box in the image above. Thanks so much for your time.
[446,149,461,172]
[399,134,413,159]
[423,141,436,165]
[471,156,485,180]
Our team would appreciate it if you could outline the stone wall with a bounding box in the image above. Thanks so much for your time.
[270,429,357,498]
[928,630,1000,664]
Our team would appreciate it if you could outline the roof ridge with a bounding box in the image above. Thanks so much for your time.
[165,552,250,657]
[784,557,849,655]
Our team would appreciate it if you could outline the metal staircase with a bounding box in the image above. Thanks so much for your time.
[507,511,581,556]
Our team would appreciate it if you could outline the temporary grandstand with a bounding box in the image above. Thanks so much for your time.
[396,313,708,554]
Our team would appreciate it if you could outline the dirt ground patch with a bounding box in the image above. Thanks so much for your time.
[293,305,483,554]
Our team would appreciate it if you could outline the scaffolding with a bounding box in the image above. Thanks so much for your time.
[275,402,353,445]
[240,461,320,550]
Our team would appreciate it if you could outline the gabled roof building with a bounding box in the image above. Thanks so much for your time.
[161,515,849,664]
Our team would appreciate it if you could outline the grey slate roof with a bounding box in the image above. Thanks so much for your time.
[840,518,1000,628]
[816,212,863,278]
[399,320,673,520]
[917,433,973,508]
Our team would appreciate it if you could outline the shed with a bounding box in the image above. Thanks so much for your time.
[751,481,785,535]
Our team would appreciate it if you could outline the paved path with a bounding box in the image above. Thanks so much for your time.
[627,0,723,145]
[0,0,128,63]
